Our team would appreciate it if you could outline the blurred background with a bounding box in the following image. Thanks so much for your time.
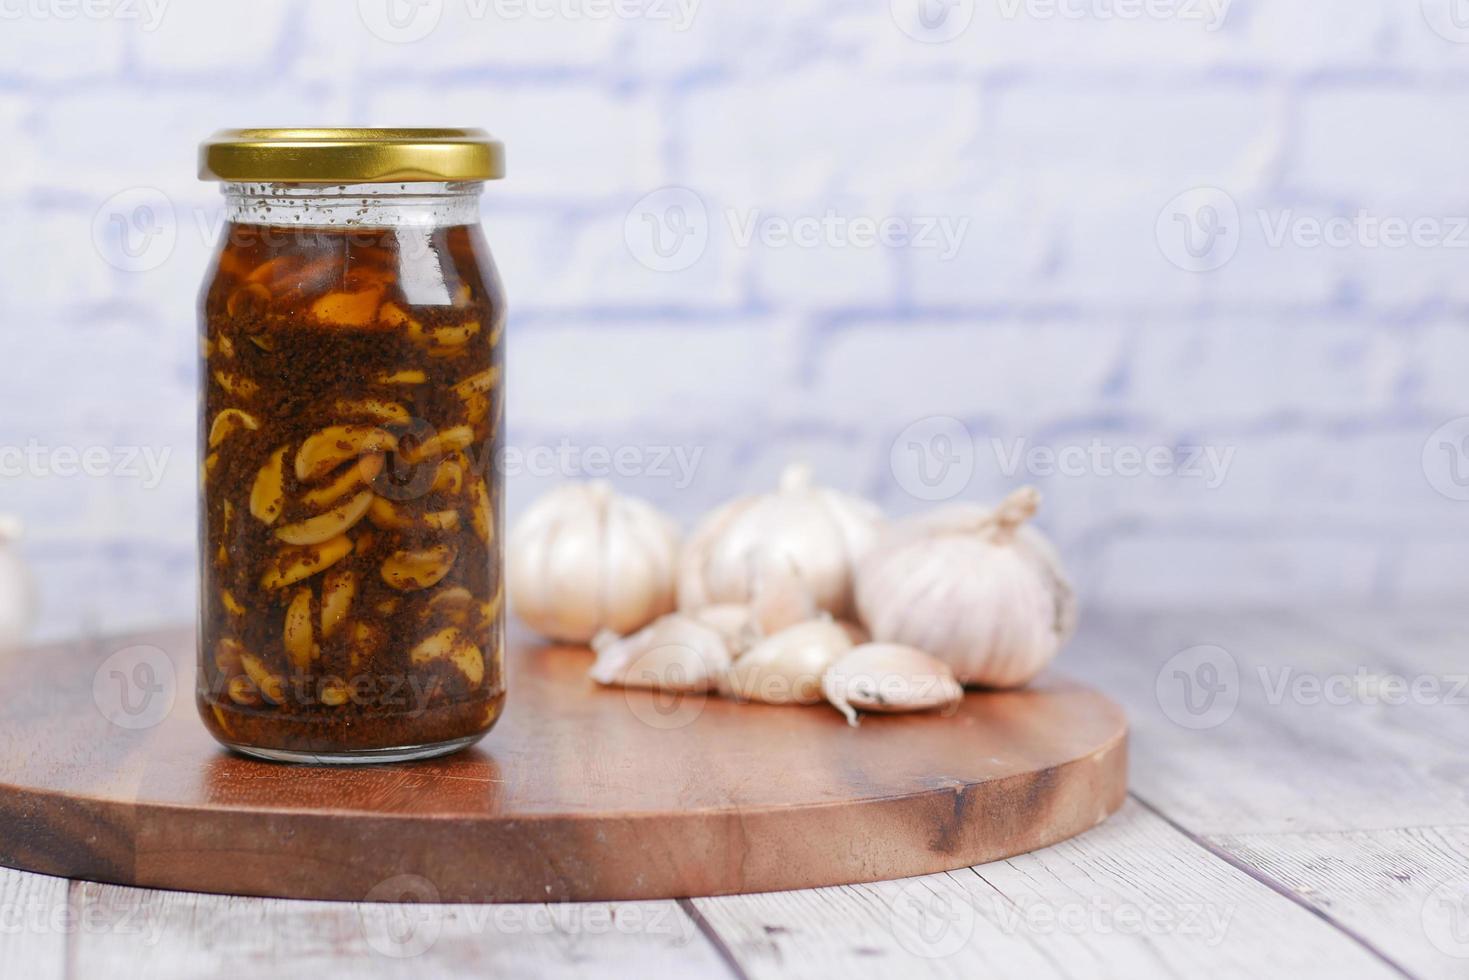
[0,0,1465,641]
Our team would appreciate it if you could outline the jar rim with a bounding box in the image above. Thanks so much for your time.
[198,128,505,184]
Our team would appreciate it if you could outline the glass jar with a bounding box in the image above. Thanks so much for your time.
[195,129,506,763]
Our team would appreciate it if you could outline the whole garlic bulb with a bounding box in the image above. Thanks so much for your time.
[678,463,883,621]
[855,487,1076,689]
[509,481,680,642]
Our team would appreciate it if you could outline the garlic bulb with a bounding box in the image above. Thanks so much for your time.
[855,487,1076,689]
[678,463,883,621]
[821,643,963,726]
[590,613,731,693]
[509,481,680,642]
[721,618,853,705]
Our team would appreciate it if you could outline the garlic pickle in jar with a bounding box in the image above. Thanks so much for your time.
[196,129,506,763]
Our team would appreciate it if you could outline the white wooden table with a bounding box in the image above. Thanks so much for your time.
[4,607,1466,978]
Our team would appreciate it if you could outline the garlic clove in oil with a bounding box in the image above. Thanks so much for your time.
[855,487,1076,689]
[821,643,963,727]
[720,618,853,706]
[509,481,680,643]
[589,613,731,694]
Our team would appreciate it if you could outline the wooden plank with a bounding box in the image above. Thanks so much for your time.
[0,867,67,980]
[1063,608,1469,834]
[67,883,732,980]
[691,799,1398,980]
[1215,826,1469,980]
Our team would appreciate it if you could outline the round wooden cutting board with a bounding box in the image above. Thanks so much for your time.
[0,627,1126,903]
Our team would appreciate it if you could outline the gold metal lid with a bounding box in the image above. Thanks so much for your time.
[198,128,504,183]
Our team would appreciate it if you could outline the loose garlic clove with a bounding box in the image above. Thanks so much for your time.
[821,643,963,727]
[855,487,1076,689]
[274,489,374,546]
[690,603,758,657]
[589,613,731,694]
[509,481,680,643]
[678,463,884,622]
[296,426,398,483]
[249,446,289,525]
[721,618,853,706]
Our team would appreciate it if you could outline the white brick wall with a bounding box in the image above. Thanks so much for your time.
[1,0,1467,640]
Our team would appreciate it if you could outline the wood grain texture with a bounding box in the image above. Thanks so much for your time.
[1061,609,1469,835]
[1214,826,1469,980]
[690,800,1401,980]
[0,627,1127,903]
[0,868,67,980]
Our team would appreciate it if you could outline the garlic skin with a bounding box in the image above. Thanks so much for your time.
[721,618,853,705]
[678,463,884,621]
[690,603,758,657]
[509,481,680,642]
[855,487,1076,689]
[821,643,963,726]
[589,613,731,693]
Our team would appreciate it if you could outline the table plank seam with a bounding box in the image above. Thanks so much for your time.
[1130,792,1417,980]
[676,897,753,980]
